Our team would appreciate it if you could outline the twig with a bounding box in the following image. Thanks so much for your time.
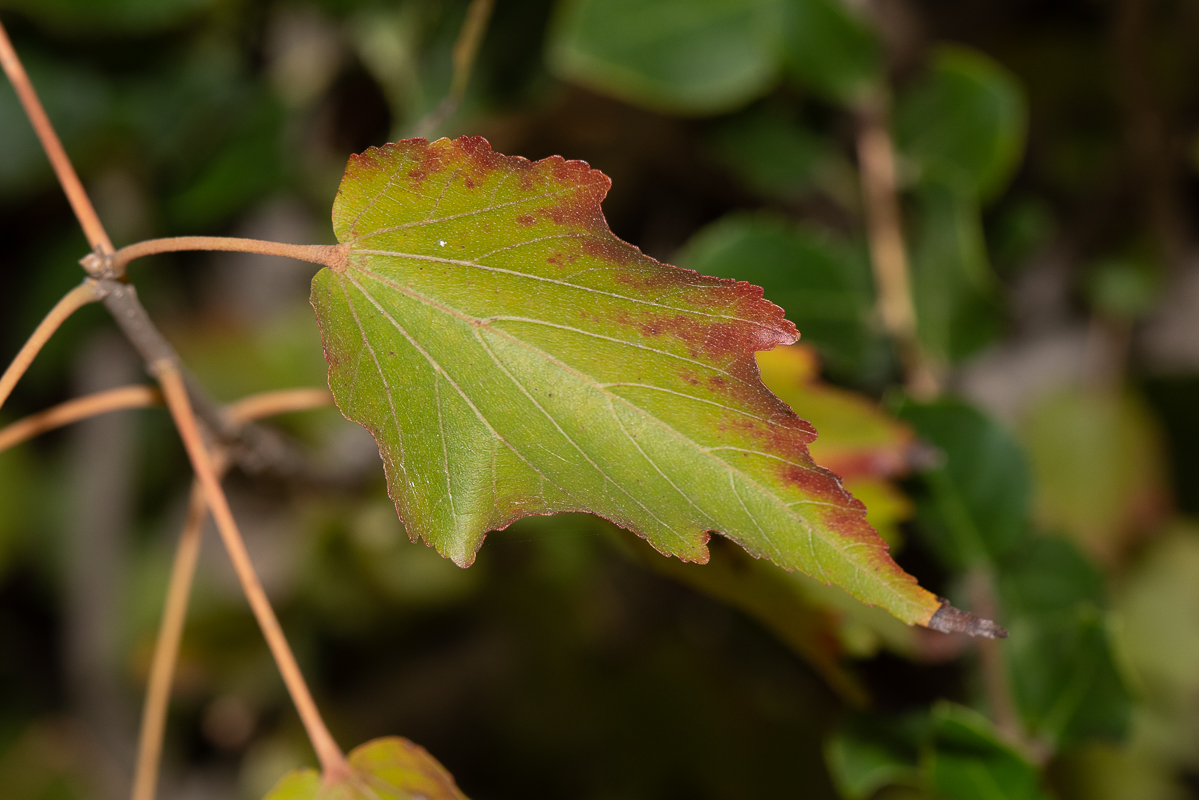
[0,18,113,254]
[0,385,160,453]
[104,237,348,278]
[0,280,101,412]
[410,0,495,139]
[227,387,333,424]
[854,95,939,400]
[130,481,205,800]
[128,385,333,800]
[0,385,331,455]
[156,366,349,782]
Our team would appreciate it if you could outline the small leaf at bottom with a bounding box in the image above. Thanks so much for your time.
[263,737,468,800]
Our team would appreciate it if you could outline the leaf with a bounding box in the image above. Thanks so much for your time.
[263,737,468,800]
[925,702,1052,800]
[676,213,889,383]
[1021,387,1169,564]
[757,344,916,480]
[704,107,856,205]
[780,0,882,103]
[995,537,1132,750]
[312,135,996,633]
[545,0,782,114]
[895,45,1027,202]
[825,713,926,800]
[1114,523,1199,764]
[908,182,1003,364]
[898,399,1031,572]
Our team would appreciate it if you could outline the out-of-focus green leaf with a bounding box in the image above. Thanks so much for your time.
[780,0,881,103]
[925,702,1052,800]
[316,137,959,629]
[1021,388,1168,565]
[705,107,855,205]
[545,0,782,114]
[1051,743,1187,800]
[898,400,1031,571]
[895,45,1026,202]
[757,344,915,480]
[826,713,925,800]
[263,736,468,800]
[168,102,287,227]
[909,182,1003,364]
[677,213,888,382]
[1115,524,1199,765]
[997,537,1131,749]
[0,0,215,32]
[1085,256,1163,320]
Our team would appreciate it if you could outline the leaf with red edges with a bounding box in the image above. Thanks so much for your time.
[311,135,1000,635]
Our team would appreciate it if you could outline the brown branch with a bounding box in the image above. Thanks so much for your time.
[130,481,205,800]
[0,385,160,453]
[107,237,348,278]
[411,0,495,139]
[156,366,349,782]
[855,96,939,400]
[0,18,113,254]
[0,280,101,412]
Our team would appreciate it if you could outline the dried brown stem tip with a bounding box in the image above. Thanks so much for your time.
[926,599,1009,639]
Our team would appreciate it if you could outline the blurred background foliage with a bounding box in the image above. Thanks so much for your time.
[1,0,1199,798]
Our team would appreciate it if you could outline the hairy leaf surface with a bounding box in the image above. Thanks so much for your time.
[312,136,988,632]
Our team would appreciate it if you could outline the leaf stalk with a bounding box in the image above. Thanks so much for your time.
[0,279,101,412]
[157,365,350,783]
[0,17,113,254]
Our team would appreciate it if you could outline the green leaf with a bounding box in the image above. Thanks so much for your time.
[909,182,1003,364]
[898,399,1031,572]
[263,737,468,799]
[826,713,926,800]
[312,136,993,632]
[895,45,1027,202]
[676,213,889,383]
[781,0,882,103]
[996,537,1132,749]
[705,107,851,202]
[545,0,782,114]
[1021,387,1169,564]
[925,703,1052,800]
[1114,523,1199,764]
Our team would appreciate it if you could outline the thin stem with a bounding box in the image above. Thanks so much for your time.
[855,97,939,400]
[156,366,349,782]
[111,237,348,277]
[0,18,113,254]
[0,280,101,413]
[129,386,332,800]
[227,387,333,425]
[410,0,495,139]
[0,385,331,456]
[0,385,160,454]
[130,481,206,800]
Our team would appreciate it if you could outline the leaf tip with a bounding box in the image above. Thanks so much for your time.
[925,599,1008,639]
